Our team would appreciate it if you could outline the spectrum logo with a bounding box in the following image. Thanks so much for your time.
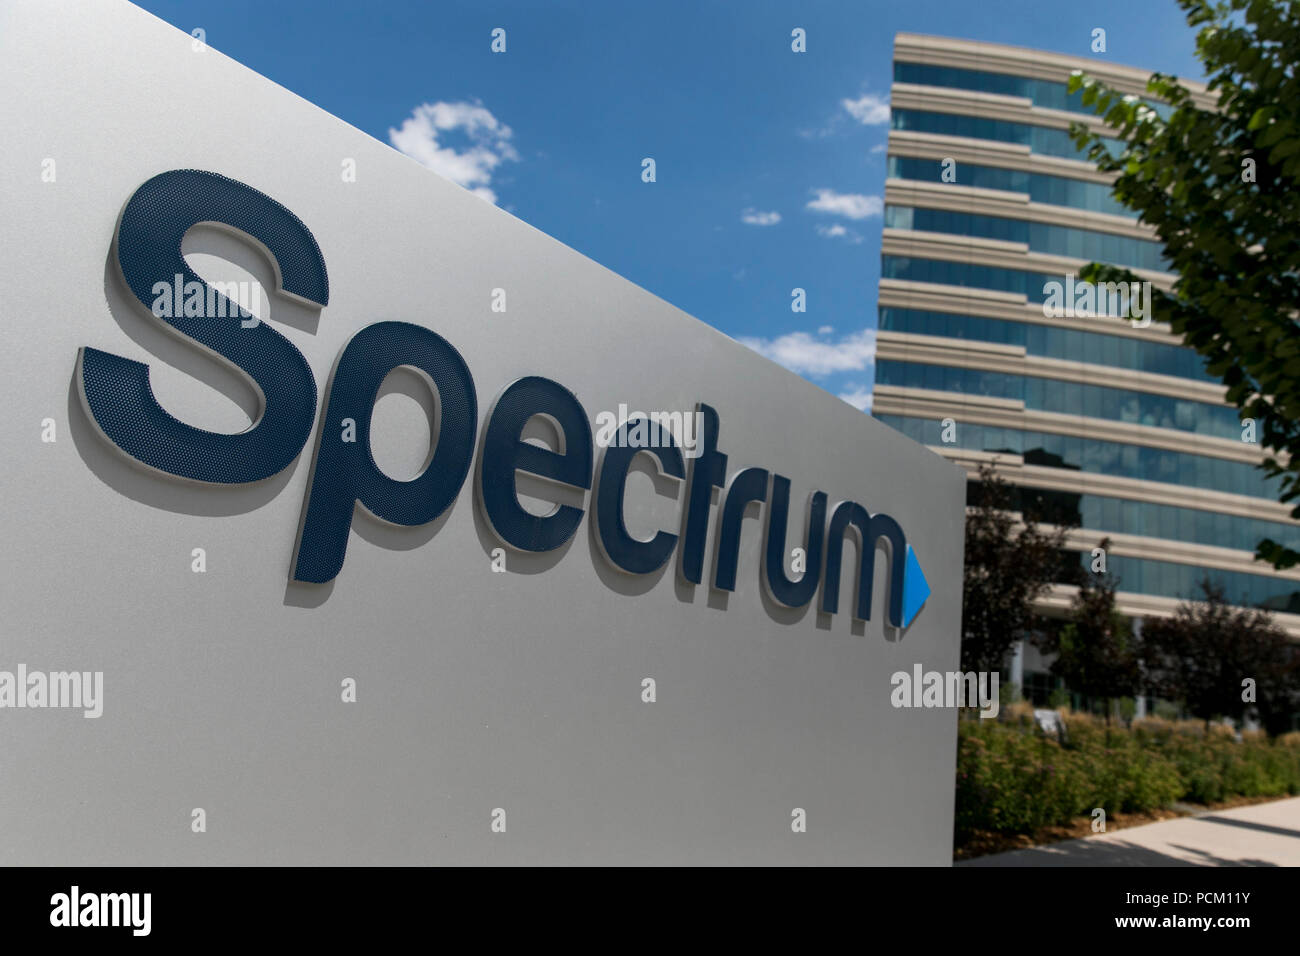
[77,170,930,627]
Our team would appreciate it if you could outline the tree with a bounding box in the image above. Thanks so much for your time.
[1141,577,1300,733]
[1067,0,1300,568]
[961,463,1074,673]
[1037,538,1142,722]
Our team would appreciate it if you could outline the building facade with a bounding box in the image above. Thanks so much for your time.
[872,34,1300,702]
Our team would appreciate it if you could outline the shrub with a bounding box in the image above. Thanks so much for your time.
[955,713,1300,840]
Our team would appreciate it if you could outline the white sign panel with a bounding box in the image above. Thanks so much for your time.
[0,0,965,864]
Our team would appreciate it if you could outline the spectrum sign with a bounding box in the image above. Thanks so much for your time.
[5,0,965,866]
[79,170,931,627]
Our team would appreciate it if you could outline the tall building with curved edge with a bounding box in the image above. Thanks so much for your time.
[872,33,1300,704]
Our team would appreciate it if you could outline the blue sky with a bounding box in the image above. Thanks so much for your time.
[135,0,1206,412]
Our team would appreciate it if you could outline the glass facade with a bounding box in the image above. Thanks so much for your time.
[887,156,1132,217]
[893,62,1173,120]
[878,308,1214,382]
[1075,553,1300,613]
[885,205,1168,272]
[890,108,1124,161]
[875,414,1279,500]
[883,256,1146,308]
[880,47,1293,621]
[874,360,1241,439]
[968,482,1300,555]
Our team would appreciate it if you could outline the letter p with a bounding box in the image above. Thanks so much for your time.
[291,321,477,583]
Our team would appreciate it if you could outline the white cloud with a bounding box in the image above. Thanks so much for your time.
[800,90,891,139]
[388,99,519,204]
[842,93,890,126]
[816,223,863,244]
[870,143,887,154]
[740,208,782,226]
[798,124,836,140]
[838,384,873,413]
[818,325,834,335]
[806,189,882,220]
[737,328,876,377]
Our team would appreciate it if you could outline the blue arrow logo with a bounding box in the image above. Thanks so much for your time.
[900,544,930,628]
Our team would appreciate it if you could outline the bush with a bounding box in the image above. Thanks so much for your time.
[955,713,1300,841]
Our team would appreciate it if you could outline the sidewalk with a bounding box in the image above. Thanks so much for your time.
[959,797,1300,866]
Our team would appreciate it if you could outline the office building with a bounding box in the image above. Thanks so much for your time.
[872,34,1300,702]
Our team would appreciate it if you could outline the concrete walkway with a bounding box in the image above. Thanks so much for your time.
[960,797,1300,866]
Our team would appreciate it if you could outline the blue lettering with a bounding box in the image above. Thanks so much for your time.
[78,171,929,626]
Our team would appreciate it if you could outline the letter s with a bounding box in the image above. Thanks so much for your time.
[78,169,328,483]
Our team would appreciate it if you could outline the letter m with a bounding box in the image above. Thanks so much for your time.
[820,502,929,628]
[1098,281,1126,317]
[101,894,129,927]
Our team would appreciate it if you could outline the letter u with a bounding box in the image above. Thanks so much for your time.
[764,475,827,607]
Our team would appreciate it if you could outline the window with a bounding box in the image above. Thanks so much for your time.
[887,156,1133,217]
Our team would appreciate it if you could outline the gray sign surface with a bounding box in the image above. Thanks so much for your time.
[0,0,965,864]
